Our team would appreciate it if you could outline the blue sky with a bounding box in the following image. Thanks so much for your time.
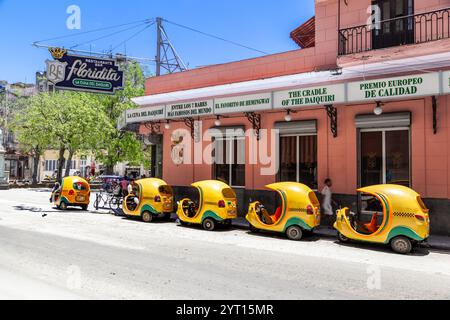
[0,0,314,83]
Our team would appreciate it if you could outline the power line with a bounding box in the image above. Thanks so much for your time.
[34,18,154,45]
[162,19,270,55]
[110,22,155,53]
[70,21,151,49]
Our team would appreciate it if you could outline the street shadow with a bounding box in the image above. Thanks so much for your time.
[27,189,52,193]
[420,246,450,256]
[175,222,235,233]
[245,229,321,243]
[120,216,176,225]
[333,240,431,257]
[13,205,56,214]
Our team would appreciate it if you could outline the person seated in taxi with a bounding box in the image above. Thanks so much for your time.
[255,203,282,225]
[126,181,140,211]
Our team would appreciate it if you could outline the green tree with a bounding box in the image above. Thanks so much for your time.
[95,61,148,174]
[9,94,53,184]
[10,91,109,182]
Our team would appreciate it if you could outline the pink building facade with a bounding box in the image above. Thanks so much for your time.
[131,0,450,235]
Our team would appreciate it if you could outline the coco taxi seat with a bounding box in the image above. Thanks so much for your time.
[364,213,379,234]
[274,207,283,224]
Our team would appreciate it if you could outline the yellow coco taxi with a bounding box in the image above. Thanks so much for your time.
[123,178,174,223]
[334,185,430,254]
[246,182,321,241]
[177,180,238,231]
[53,177,90,211]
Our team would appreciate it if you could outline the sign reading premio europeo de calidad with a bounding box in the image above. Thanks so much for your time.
[166,100,214,119]
[46,48,124,94]
[273,84,346,109]
[348,73,440,102]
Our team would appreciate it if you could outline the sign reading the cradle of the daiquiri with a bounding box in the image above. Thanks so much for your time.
[273,84,346,109]
[166,100,214,119]
[215,93,273,115]
[442,71,450,94]
[348,73,441,102]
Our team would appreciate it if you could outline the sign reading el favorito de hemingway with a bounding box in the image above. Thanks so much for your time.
[274,84,346,109]
[348,73,440,102]
[166,100,214,119]
[215,93,273,115]
[126,105,166,124]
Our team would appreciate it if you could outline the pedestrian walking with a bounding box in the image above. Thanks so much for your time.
[321,178,336,228]
[50,182,61,203]
[121,178,129,197]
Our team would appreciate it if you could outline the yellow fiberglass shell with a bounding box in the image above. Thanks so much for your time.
[334,184,430,244]
[177,180,238,225]
[123,178,174,217]
[246,182,321,234]
[55,176,90,207]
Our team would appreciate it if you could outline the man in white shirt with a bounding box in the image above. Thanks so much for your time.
[321,179,335,227]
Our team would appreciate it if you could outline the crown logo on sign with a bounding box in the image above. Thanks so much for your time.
[49,47,67,60]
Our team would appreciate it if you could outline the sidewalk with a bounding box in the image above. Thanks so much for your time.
[232,218,450,252]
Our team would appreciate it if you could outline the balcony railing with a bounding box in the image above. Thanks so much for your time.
[339,7,450,56]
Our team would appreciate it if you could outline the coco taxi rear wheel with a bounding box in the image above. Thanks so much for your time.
[59,202,68,211]
[391,236,413,255]
[338,232,350,243]
[142,211,153,223]
[286,226,303,241]
[249,225,260,233]
[203,218,216,231]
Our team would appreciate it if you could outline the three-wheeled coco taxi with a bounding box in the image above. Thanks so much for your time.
[52,177,91,211]
[123,178,174,223]
[334,185,430,254]
[177,180,238,231]
[246,182,321,241]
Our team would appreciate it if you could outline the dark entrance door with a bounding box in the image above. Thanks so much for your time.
[372,0,414,50]
[150,135,163,179]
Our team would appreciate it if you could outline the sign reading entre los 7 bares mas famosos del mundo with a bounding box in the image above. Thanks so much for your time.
[46,48,124,94]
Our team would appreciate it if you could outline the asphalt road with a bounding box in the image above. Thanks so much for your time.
[0,189,449,300]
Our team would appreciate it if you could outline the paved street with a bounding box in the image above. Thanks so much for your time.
[0,189,449,300]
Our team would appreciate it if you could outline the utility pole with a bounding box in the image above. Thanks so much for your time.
[155,17,187,76]
[156,17,162,77]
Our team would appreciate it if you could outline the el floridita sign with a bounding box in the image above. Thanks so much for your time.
[46,48,124,94]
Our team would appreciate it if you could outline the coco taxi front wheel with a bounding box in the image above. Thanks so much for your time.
[391,236,413,255]
[203,218,216,231]
[142,211,153,223]
[286,226,303,241]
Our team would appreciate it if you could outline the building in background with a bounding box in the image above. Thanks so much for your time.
[0,82,36,182]
[130,0,450,236]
